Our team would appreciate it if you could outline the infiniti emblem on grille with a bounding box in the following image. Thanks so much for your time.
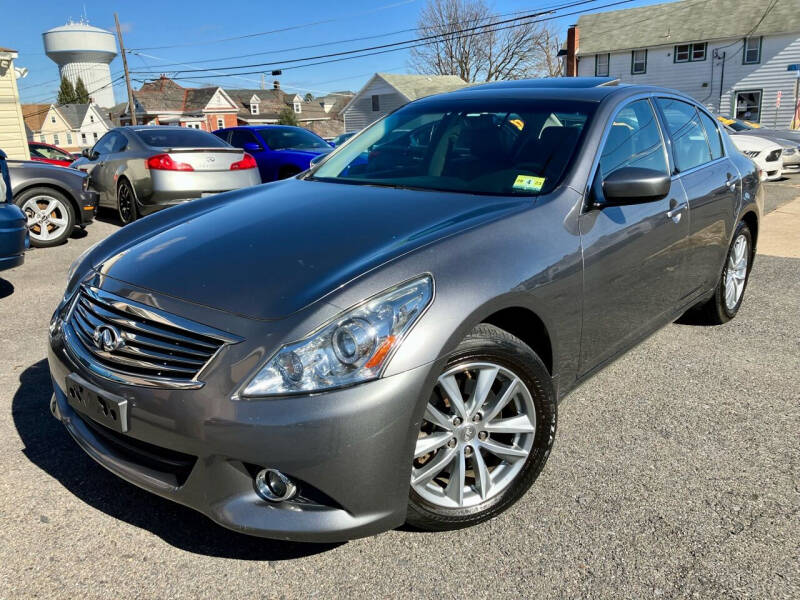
[92,325,125,352]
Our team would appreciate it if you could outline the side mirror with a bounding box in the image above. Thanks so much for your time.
[0,149,11,203]
[598,167,670,207]
[243,142,263,153]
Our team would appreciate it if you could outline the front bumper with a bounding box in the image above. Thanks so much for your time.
[77,190,99,225]
[47,299,437,542]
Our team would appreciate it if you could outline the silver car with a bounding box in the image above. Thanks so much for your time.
[71,127,260,224]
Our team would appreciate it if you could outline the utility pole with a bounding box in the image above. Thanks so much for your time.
[115,13,137,125]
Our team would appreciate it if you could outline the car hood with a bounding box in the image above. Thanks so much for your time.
[730,134,780,152]
[741,129,800,143]
[92,179,527,320]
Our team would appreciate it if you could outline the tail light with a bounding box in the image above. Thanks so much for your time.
[230,153,257,170]
[146,153,194,171]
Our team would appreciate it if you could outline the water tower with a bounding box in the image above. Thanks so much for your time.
[43,20,118,107]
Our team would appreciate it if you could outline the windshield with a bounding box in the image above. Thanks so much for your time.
[310,98,595,195]
[258,127,330,151]
[728,119,754,132]
[135,128,230,149]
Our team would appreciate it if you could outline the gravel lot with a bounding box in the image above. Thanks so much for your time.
[0,179,798,599]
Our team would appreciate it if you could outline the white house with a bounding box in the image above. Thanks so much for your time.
[567,0,800,128]
[342,73,467,132]
[0,47,30,160]
[23,102,111,151]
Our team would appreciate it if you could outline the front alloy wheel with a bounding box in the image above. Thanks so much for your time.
[406,324,556,531]
[18,188,75,248]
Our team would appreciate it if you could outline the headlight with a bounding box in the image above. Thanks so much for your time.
[67,241,99,283]
[241,275,433,397]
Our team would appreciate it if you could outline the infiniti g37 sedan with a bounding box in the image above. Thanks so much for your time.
[71,126,260,225]
[48,78,762,542]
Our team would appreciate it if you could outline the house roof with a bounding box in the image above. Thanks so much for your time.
[576,0,800,55]
[22,104,51,132]
[377,73,467,100]
[56,104,90,129]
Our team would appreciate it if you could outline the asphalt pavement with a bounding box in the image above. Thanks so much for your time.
[0,179,797,599]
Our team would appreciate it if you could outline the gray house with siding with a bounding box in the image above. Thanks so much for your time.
[568,0,800,128]
[342,73,467,132]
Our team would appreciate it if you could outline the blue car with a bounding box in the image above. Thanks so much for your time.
[0,150,27,272]
[215,125,332,183]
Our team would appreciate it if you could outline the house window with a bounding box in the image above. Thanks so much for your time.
[81,133,87,144]
[216,117,225,130]
[90,115,94,123]
[293,102,302,113]
[735,90,762,123]
[39,135,46,143]
[50,115,56,124]
[595,53,610,76]
[53,134,60,145]
[675,42,707,62]
[93,132,98,141]
[66,132,72,145]
[743,37,762,64]
[631,49,647,74]
[371,94,380,112]
[250,103,258,115]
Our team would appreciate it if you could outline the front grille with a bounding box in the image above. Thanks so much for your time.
[766,149,782,162]
[65,285,236,388]
[743,150,760,158]
[78,412,197,486]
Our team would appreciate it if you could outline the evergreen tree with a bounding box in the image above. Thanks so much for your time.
[57,77,76,104]
[304,92,313,102]
[278,107,299,126]
[74,77,90,104]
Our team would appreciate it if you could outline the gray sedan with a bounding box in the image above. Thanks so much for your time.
[71,126,261,224]
[49,79,762,542]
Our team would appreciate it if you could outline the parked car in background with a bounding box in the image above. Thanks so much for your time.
[50,79,762,542]
[71,127,260,225]
[0,150,27,271]
[723,127,783,181]
[8,159,97,247]
[329,131,357,147]
[215,125,333,183]
[719,116,800,145]
[28,142,76,168]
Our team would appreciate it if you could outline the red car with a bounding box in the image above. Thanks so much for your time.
[28,142,75,167]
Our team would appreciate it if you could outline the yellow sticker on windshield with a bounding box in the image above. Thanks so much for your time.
[513,175,545,192]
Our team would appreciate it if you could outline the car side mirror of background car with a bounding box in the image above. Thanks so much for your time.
[81,148,91,159]
[243,142,263,152]
[597,167,671,207]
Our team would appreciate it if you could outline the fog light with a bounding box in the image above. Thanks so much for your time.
[255,468,297,502]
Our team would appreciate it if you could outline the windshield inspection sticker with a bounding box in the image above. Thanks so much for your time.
[513,175,545,192]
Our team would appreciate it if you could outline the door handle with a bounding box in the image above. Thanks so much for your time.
[666,202,685,223]
[725,173,737,192]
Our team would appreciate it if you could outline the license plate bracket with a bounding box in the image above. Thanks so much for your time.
[65,374,129,433]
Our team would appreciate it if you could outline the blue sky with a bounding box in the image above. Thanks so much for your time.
[3,0,664,105]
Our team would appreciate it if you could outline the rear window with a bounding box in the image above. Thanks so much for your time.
[135,128,230,149]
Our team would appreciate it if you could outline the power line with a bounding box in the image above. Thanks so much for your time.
[127,0,418,51]
[130,0,601,77]
[131,0,634,79]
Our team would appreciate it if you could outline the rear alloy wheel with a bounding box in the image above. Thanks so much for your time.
[17,188,75,248]
[694,220,753,324]
[406,324,556,531]
[117,180,138,225]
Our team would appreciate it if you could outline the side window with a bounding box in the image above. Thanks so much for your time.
[229,129,258,148]
[598,99,668,178]
[657,98,712,172]
[92,132,118,156]
[213,129,230,144]
[698,111,723,160]
[109,133,127,153]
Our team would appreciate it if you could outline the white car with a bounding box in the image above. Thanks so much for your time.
[727,134,783,181]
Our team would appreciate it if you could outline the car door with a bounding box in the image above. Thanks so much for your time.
[229,129,269,182]
[86,132,123,206]
[656,98,740,298]
[579,97,690,375]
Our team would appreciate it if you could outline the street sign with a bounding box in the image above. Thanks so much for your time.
[788,64,800,71]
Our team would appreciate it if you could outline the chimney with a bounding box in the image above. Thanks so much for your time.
[273,80,280,90]
[566,25,579,77]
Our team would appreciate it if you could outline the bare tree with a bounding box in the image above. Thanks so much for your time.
[409,0,562,82]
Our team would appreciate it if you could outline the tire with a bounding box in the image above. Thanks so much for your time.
[117,179,138,225]
[695,220,753,325]
[278,166,301,180]
[406,324,557,531]
[15,187,75,248]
